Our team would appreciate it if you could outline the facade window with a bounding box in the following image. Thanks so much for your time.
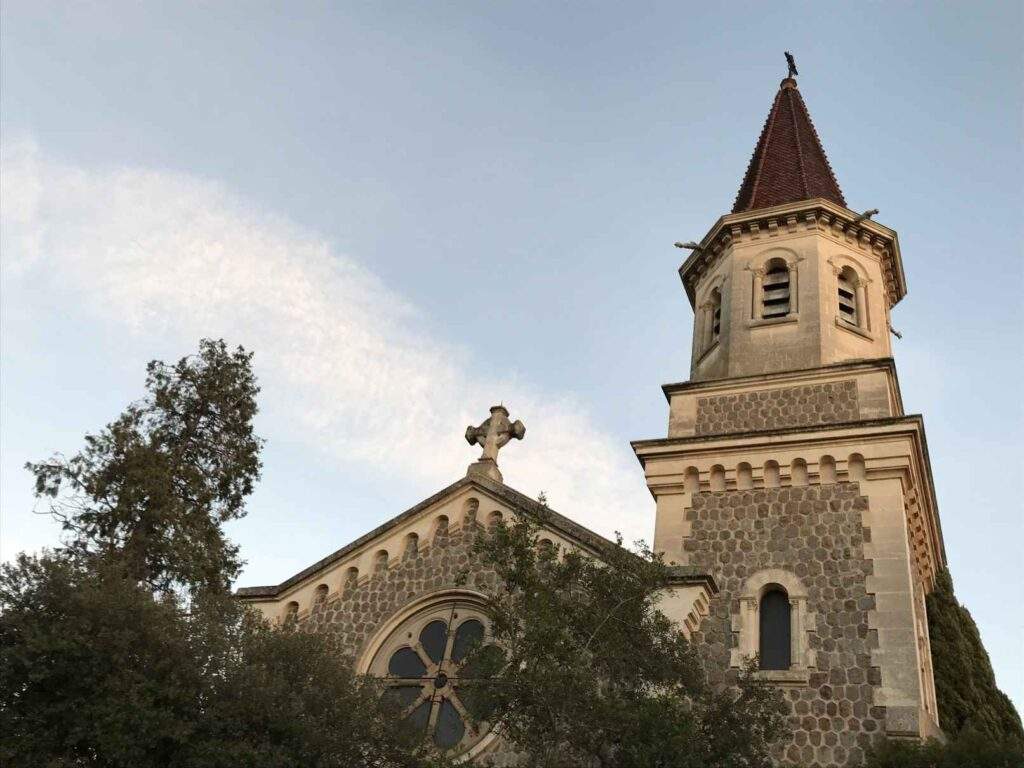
[837,266,859,325]
[735,569,814,679]
[759,587,792,670]
[367,598,499,755]
[761,259,791,318]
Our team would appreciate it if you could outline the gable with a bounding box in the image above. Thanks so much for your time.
[235,474,618,624]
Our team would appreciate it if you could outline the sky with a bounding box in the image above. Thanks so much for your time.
[1,1,1021,713]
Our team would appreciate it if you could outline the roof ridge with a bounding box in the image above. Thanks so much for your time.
[784,87,811,199]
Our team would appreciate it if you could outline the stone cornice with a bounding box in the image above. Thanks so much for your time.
[660,357,904,414]
[677,198,906,311]
[631,414,946,578]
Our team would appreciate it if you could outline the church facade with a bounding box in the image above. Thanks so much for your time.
[238,72,945,767]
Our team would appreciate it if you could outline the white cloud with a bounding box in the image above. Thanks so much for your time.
[0,137,653,544]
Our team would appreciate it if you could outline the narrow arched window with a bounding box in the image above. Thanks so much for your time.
[838,266,859,326]
[762,259,791,318]
[709,287,722,344]
[759,587,791,670]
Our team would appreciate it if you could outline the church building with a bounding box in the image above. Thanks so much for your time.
[238,68,946,766]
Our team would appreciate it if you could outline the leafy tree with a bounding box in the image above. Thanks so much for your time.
[0,551,447,768]
[4,339,445,767]
[459,513,785,768]
[27,339,262,598]
[927,569,1023,744]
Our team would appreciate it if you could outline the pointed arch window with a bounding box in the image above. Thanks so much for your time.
[759,587,792,670]
[761,259,791,318]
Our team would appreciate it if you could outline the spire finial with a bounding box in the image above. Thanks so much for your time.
[785,51,798,79]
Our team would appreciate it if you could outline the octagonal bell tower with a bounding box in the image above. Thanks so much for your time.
[682,77,907,385]
[635,70,945,763]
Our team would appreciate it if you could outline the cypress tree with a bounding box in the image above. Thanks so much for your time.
[927,568,1023,743]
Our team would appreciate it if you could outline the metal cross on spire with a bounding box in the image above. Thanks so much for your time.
[465,405,525,483]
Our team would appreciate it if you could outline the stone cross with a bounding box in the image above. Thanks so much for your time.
[465,405,525,482]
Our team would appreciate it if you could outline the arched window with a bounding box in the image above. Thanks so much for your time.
[709,288,722,343]
[837,266,860,326]
[762,259,791,318]
[759,587,792,670]
[487,510,503,530]
[314,583,329,606]
[374,550,389,574]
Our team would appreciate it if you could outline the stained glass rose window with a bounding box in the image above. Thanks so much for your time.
[368,599,499,755]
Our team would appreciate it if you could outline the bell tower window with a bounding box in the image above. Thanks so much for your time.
[761,259,791,318]
[837,266,859,326]
[710,288,722,343]
[759,586,792,670]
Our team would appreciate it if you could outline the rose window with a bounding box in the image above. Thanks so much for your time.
[370,601,498,755]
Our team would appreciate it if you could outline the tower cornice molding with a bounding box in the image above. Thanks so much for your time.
[677,198,906,311]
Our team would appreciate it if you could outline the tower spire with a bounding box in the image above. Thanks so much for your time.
[732,68,845,213]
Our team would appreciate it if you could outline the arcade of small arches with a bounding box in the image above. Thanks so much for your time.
[682,452,868,494]
[278,497,529,624]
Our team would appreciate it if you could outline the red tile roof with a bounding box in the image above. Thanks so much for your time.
[732,78,846,213]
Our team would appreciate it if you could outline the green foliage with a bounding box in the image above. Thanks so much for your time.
[863,731,1024,768]
[927,569,1023,744]
[4,339,446,767]
[460,514,786,768]
[27,339,263,598]
[0,550,448,768]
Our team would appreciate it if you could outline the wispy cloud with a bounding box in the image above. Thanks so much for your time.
[1,137,652,544]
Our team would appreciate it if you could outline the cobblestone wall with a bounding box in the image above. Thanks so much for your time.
[694,380,859,435]
[683,484,885,767]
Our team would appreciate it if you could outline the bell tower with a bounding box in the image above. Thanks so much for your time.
[635,67,945,764]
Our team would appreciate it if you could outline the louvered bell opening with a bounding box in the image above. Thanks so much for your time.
[838,276,857,325]
[712,306,721,339]
[762,267,790,318]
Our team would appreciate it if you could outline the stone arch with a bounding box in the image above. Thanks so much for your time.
[848,452,866,481]
[709,464,726,491]
[737,462,753,490]
[828,254,872,332]
[343,566,359,592]
[790,457,808,486]
[763,460,781,488]
[749,247,800,318]
[433,515,450,542]
[403,532,419,559]
[461,497,479,526]
[733,568,816,675]
[313,583,329,606]
[487,510,503,530]
[283,600,299,623]
[819,454,837,484]
[684,466,700,492]
[374,549,389,574]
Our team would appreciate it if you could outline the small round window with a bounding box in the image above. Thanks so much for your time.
[368,599,498,755]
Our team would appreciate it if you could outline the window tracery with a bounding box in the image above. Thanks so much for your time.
[367,598,499,756]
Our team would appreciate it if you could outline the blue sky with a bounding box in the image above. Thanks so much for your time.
[2,2,1021,712]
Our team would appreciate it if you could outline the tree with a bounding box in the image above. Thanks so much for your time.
[0,551,447,768]
[863,730,1024,768]
[459,513,785,768]
[27,339,262,598]
[926,569,1023,744]
[4,339,446,767]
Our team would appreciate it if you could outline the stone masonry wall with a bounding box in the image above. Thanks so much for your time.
[684,484,885,767]
[301,522,521,766]
[694,380,859,435]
